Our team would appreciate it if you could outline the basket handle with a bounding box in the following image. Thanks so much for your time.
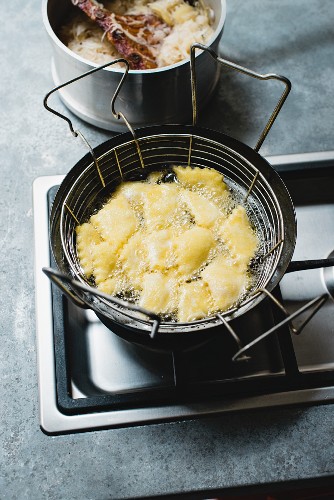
[42,267,161,338]
[43,58,131,185]
[42,267,88,309]
[43,59,130,135]
[43,57,147,171]
[190,43,291,152]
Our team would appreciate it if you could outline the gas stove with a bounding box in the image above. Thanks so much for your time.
[33,151,334,435]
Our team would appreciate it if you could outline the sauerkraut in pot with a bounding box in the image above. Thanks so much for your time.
[60,0,214,68]
[75,166,260,323]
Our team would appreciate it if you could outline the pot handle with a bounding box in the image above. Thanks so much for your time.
[190,43,291,152]
[42,267,161,338]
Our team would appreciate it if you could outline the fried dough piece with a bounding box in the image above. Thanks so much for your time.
[90,240,119,284]
[174,226,216,278]
[142,183,180,230]
[219,205,258,267]
[145,228,175,271]
[114,181,151,210]
[177,280,212,322]
[139,272,178,315]
[90,193,138,248]
[97,274,127,296]
[201,255,249,311]
[118,230,148,288]
[76,222,102,277]
[173,165,228,199]
[181,189,222,228]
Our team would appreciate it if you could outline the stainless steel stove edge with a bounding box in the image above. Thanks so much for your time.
[33,151,334,434]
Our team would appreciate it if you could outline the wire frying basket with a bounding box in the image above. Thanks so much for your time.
[44,45,298,349]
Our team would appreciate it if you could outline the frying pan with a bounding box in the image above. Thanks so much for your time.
[43,45,327,351]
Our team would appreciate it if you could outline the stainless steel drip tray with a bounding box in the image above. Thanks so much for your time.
[33,153,334,434]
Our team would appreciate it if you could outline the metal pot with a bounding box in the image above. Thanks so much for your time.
[42,45,301,351]
[42,0,226,132]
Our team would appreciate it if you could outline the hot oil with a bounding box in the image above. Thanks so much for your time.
[76,165,262,322]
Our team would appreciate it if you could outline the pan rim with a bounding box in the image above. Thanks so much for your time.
[50,124,297,335]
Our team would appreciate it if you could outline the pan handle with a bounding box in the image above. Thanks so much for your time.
[42,267,161,338]
[286,258,334,273]
[190,43,291,152]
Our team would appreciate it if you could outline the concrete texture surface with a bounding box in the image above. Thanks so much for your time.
[1,0,334,499]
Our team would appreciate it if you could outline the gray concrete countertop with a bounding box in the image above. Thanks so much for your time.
[1,0,334,498]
